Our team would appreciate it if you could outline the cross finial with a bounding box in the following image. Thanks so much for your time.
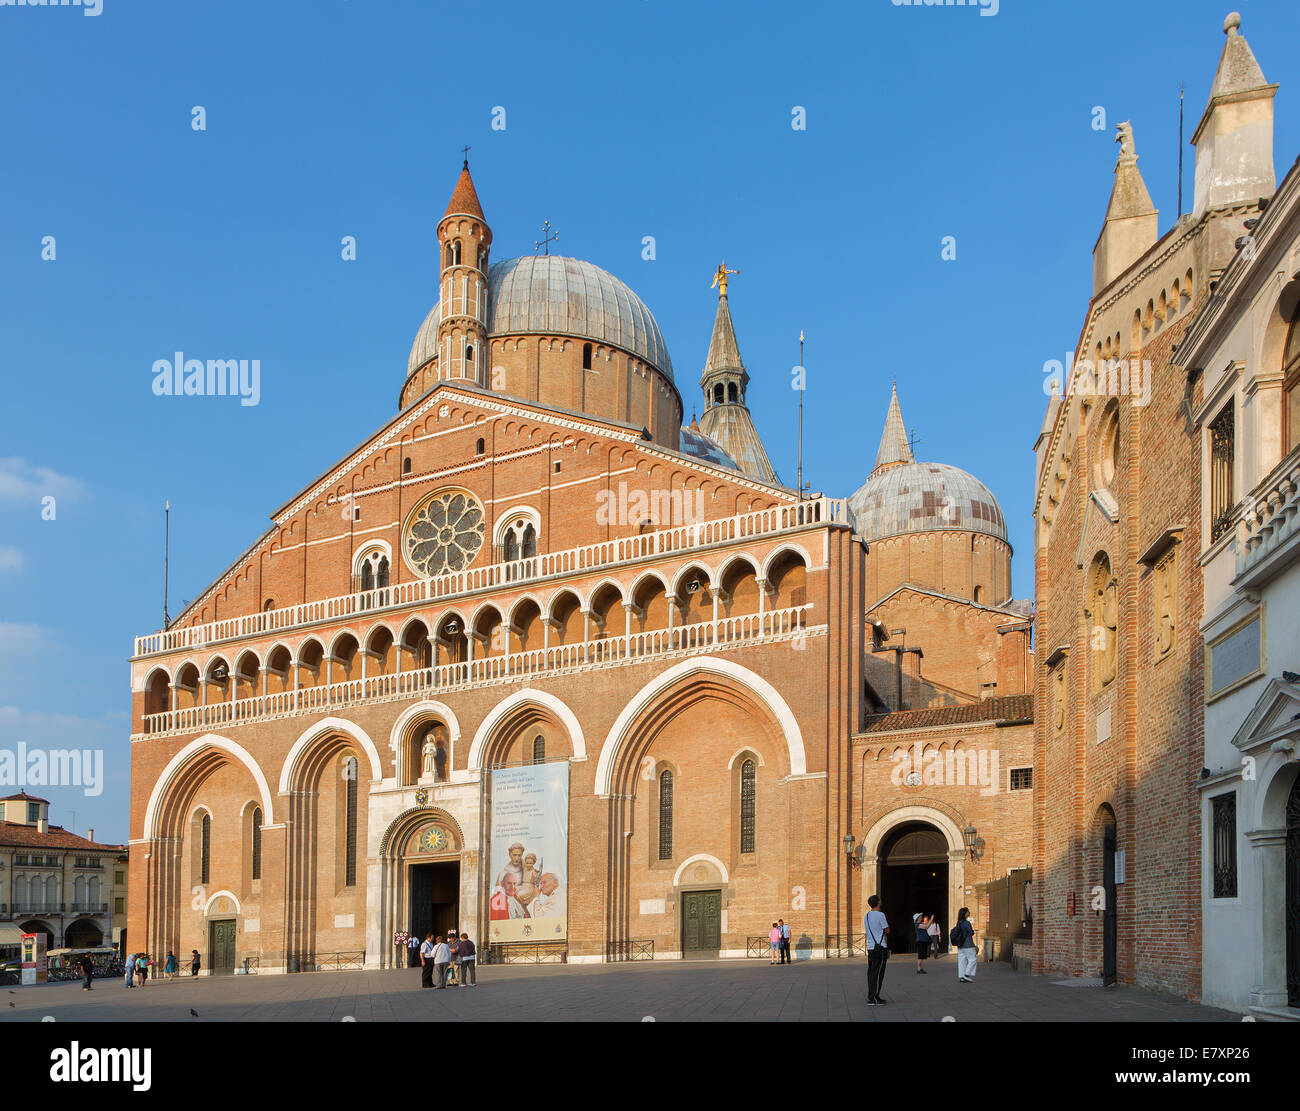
[907,427,923,456]
[710,261,740,297]
[535,219,558,256]
[460,144,471,168]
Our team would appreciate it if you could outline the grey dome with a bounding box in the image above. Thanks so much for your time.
[848,462,1008,544]
[408,255,674,380]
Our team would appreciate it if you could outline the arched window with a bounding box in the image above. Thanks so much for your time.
[263,598,276,612]
[476,437,485,456]
[451,240,462,266]
[740,759,756,854]
[658,770,674,860]
[713,383,724,405]
[1283,305,1300,454]
[200,814,211,885]
[582,343,592,370]
[251,807,262,881]
[465,343,474,368]
[477,247,487,273]
[344,756,358,887]
[532,734,545,764]
[728,382,738,403]
[356,548,390,603]
[973,585,983,604]
[403,457,412,475]
[444,242,454,271]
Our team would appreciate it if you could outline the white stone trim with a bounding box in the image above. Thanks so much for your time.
[143,733,276,839]
[202,889,242,917]
[277,717,383,794]
[671,853,730,888]
[594,657,807,795]
[467,688,587,770]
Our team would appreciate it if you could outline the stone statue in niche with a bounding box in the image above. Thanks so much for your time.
[1085,554,1118,690]
[421,725,441,778]
[1155,553,1176,658]
[1053,664,1067,734]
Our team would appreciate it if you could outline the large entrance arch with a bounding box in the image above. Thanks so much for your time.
[860,806,966,950]
[879,823,949,954]
[376,807,468,969]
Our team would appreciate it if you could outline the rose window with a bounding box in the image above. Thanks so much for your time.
[404,489,485,576]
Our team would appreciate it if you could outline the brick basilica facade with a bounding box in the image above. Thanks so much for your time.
[127,163,1035,972]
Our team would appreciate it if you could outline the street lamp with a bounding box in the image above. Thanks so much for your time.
[963,824,979,860]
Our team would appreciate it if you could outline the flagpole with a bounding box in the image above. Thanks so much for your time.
[163,501,171,631]
[797,330,805,500]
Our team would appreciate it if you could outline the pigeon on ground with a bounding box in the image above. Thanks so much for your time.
[190,1009,198,1017]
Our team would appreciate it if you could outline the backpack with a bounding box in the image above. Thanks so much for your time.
[949,923,963,947]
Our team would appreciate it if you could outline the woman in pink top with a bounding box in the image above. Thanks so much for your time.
[768,923,781,964]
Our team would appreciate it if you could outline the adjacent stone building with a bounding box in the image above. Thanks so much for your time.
[1031,12,1279,999]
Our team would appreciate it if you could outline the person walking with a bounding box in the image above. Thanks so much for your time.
[190,949,201,978]
[914,913,931,973]
[78,952,95,991]
[927,915,942,959]
[458,933,476,986]
[164,951,177,982]
[768,922,780,964]
[135,953,148,987]
[419,932,436,989]
[864,894,890,1006]
[953,907,978,983]
[432,935,451,989]
[124,952,136,989]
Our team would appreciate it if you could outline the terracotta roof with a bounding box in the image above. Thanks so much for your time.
[0,791,49,804]
[443,163,486,222]
[859,693,1034,735]
[0,822,123,852]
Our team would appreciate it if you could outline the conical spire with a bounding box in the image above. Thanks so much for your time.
[696,265,779,485]
[703,289,745,380]
[1093,122,1158,293]
[444,160,486,221]
[872,385,914,476]
[1207,11,1268,100]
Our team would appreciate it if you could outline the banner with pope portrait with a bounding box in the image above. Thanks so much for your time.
[488,762,569,943]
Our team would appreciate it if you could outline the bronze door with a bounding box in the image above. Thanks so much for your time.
[681,890,721,955]
[209,919,236,976]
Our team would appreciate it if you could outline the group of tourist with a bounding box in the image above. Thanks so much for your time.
[417,929,477,989]
[766,919,793,963]
[121,949,201,987]
[864,894,979,1005]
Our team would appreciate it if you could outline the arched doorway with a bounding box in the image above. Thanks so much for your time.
[64,919,103,949]
[1286,775,1300,1007]
[1097,805,1118,986]
[378,808,466,969]
[879,823,948,954]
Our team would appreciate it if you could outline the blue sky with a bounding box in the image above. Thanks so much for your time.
[1,0,1297,841]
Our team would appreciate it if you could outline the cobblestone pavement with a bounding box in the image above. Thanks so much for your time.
[1,955,1238,1022]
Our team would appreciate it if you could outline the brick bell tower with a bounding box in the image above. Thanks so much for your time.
[436,158,492,385]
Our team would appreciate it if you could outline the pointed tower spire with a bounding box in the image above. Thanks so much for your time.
[1190,12,1276,218]
[1092,121,1158,294]
[697,265,780,485]
[872,385,914,476]
[435,159,492,386]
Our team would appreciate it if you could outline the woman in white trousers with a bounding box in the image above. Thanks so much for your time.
[954,906,978,982]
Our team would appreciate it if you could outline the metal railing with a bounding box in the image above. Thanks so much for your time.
[132,497,850,657]
[137,605,816,739]
[824,934,867,957]
[608,939,654,961]
[311,951,365,971]
[486,943,567,965]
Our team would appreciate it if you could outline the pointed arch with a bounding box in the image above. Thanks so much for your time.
[278,717,383,794]
[143,734,275,839]
[594,658,806,796]
[467,688,587,770]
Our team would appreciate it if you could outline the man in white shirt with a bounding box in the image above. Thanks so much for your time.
[529,873,564,919]
[419,933,436,989]
[432,935,452,988]
[864,894,890,1006]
